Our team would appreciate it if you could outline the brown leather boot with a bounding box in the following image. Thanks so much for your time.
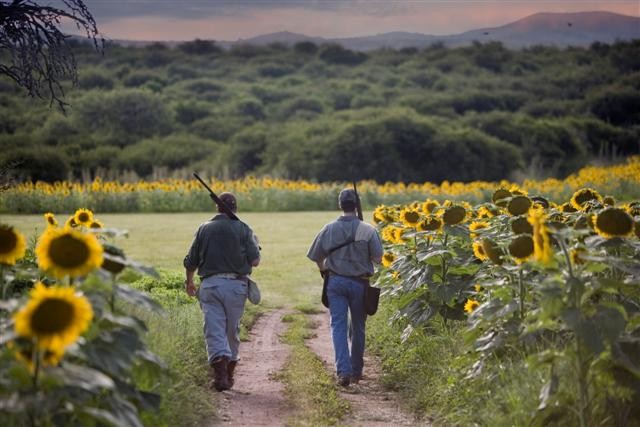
[227,360,237,388]
[211,356,230,391]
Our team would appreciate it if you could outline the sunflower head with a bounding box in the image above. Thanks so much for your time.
[594,207,634,239]
[418,216,443,232]
[64,216,77,229]
[74,208,94,227]
[603,196,615,206]
[481,238,504,265]
[10,339,64,372]
[442,205,467,225]
[464,299,480,313]
[36,227,104,279]
[44,213,58,228]
[530,196,550,209]
[382,252,395,268]
[13,282,93,351]
[508,234,534,263]
[400,208,422,227]
[89,220,103,230]
[476,204,501,219]
[101,244,127,275]
[624,202,640,217]
[570,188,603,211]
[507,196,532,216]
[373,206,387,224]
[570,248,586,266]
[0,225,27,266]
[422,199,440,214]
[511,216,533,235]
[469,221,490,238]
[472,240,488,261]
[492,188,511,207]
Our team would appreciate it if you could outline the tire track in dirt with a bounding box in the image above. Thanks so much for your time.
[212,308,291,426]
[307,311,424,427]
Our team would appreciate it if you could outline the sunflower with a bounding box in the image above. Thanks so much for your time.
[530,196,550,209]
[64,216,77,228]
[418,216,443,232]
[36,227,104,279]
[382,226,404,244]
[511,216,533,235]
[507,196,532,216]
[570,248,586,266]
[528,207,553,264]
[422,199,440,214]
[73,208,94,227]
[0,225,27,265]
[624,203,640,217]
[593,207,634,239]
[474,284,483,293]
[44,213,58,228]
[570,188,602,211]
[382,252,395,268]
[13,282,93,351]
[469,221,490,238]
[400,208,422,227]
[89,220,103,229]
[476,204,500,218]
[508,234,534,263]
[372,206,386,224]
[441,205,467,225]
[603,196,615,206]
[492,188,511,207]
[464,299,480,313]
[101,244,127,275]
[472,240,488,261]
[481,238,503,265]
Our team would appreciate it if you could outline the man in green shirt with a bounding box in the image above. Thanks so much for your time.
[184,192,261,391]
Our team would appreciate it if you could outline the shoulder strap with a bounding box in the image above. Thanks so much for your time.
[327,220,359,255]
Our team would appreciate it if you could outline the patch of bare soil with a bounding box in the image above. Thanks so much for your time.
[212,309,291,426]
[307,311,425,427]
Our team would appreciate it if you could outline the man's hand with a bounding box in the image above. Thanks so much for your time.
[185,279,198,297]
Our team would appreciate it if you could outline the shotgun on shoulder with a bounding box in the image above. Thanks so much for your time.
[193,172,239,220]
[352,181,363,221]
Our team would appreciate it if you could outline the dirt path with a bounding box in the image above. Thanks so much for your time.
[213,308,291,426]
[307,311,423,427]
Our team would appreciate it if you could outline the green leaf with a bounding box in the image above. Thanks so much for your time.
[80,407,121,427]
[51,363,115,392]
[114,285,164,314]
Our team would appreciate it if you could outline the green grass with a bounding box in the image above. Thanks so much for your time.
[279,312,350,426]
[2,211,339,307]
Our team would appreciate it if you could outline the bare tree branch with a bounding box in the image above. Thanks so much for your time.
[0,0,102,110]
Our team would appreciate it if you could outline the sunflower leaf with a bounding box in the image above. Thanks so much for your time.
[52,363,115,392]
[114,285,164,314]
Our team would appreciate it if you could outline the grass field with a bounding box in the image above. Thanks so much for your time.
[2,211,343,307]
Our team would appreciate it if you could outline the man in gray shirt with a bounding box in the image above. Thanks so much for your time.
[184,192,260,391]
[307,188,383,386]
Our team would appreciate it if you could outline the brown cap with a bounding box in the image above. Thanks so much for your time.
[218,192,237,213]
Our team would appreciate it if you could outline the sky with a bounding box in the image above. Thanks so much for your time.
[65,1,640,41]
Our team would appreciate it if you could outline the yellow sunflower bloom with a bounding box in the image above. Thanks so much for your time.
[492,188,511,207]
[421,199,440,214]
[13,282,93,351]
[11,340,65,372]
[511,216,533,235]
[0,225,27,265]
[44,213,58,228]
[469,221,490,238]
[400,208,422,227]
[418,216,443,232]
[89,220,103,229]
[382,252,396,268]
[507,196,532,216]
[36,227,104,279]
[570,188,603,211]
[73,208,94,227]
[464,299,480,313]
[472,240,488,261]
[441,205,467,225]
[593,207,634,239]
[64,216,77,228]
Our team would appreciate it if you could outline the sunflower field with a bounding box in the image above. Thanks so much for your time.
[0,209,164,426]
[372,185,640,425]
[1,157,639,214]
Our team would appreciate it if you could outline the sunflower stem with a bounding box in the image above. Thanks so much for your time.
[518,268,525,321]
[32,343,41,390]
[0,264,8,299]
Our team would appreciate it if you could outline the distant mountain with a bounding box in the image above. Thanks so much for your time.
[105,11,639,50]
[236,11,639,50]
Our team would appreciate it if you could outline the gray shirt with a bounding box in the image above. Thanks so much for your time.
[307,216,383,277]
[184,214,260,279]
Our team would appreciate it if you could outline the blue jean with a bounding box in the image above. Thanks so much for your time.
[327,275,367,378]
[198,277,247,364]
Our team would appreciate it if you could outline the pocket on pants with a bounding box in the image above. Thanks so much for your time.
[234,282,248,297]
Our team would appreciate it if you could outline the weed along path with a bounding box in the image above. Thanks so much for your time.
[214,309,292,426]
[307,311,421,427]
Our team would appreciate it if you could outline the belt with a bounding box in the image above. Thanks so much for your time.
[327,271,370,282]
[206,273,244,280]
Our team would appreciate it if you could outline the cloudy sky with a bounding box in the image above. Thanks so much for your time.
[67,1,639,41]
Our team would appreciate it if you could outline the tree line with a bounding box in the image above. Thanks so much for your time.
[1,39,639,183]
